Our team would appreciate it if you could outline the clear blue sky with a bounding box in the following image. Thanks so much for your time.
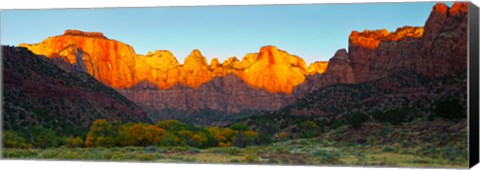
[1,2,452,64]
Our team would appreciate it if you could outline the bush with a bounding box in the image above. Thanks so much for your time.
[313,149,341,164]
[229,123,249,131]
[2,131,29,148]
[66,136,84,148]
[432,99,465,120]
[373,108,417,125]
[96,136,116,147]
[381,146,398,153]
[30,126,59,148]
[298,121,321,138]
[225,147,241,155]
[345,112,369,128]
[384,109,408,125]
[144,146,161,153]
[233,131,257,148]
[137,153,157,161]
[242,154,259,163]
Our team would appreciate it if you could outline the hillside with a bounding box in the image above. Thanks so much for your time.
[237,70,466,137]
[2,46,151,136]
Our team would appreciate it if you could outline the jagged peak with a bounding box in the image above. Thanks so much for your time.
[307,61,329,75]
[210,57,220,66]
[184,49,208,67]
[331,49,349,61]
[63,29,107,39]
[449,2,468,16]
[257,45,285,64]
[428,2,468,18]
[432,3,449,15]
[223,56,239,64]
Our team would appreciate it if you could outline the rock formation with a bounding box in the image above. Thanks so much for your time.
[347,2,468,83]
[20,33,326,94]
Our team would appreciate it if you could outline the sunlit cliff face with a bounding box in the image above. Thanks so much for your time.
[349,26,424,49]
[20,1,467,95]
[19,30,329,94]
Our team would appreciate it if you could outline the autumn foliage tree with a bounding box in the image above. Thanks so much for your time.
[85,119,115,147]
[83,119,258,148]
[209,127,237,147]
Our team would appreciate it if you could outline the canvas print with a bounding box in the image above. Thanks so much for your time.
[0,1,472,168]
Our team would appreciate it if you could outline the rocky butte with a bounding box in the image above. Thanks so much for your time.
[18,2,468,124]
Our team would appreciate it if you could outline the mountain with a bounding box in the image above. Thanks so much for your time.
[234,2,469,136]
[2,46,151,135]
[16,2,468,126]
[19,33,327,94]
[237,71,467,137]
[347,2,468,83]
[19,33,329,124]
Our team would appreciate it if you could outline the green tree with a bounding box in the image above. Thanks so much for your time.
[298,121,321,138]
[433,99,465,120]
[85,119,114,147]
[65,136,84,148]
[345,112,369,128]
[30,126,58,148]
[2,130,29,148]
[156,120,185,131]
[384,109,408,125]
[229,123,249,131]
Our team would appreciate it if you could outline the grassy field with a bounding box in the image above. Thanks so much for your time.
[2,120,467,168]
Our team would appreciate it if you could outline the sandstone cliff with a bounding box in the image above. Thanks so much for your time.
[347,2,468,83]
[20,32,326,94]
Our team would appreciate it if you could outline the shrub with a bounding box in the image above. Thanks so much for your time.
[66,136,84,148]
[30,126,59,148]
[229,123,249,131]
[372,111,387,122]
[2,130,29,148]
[345,112,369,128]
[96,136,116,147]
[298,121,321,138]
[313,149,341,164]
[144,145,161,153]
[384,109,408,125]
[242,154,259,163]
[433,99,465,120]
[225,147,241,155]
[233,130,257,148]
[137,153,157,161]
[381,146,398,153]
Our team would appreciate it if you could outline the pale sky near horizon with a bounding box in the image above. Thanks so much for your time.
[1,2,453,64]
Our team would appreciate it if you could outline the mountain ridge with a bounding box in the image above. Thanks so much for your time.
[15,2,468,125]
